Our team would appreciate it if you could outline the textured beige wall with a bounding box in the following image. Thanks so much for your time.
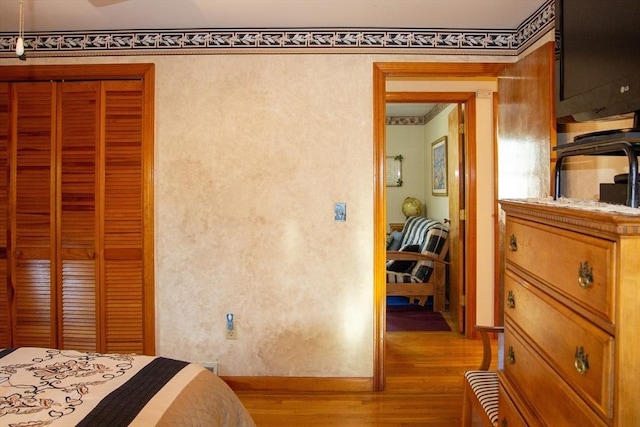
[155,54,377,377]
[0,52,511,377]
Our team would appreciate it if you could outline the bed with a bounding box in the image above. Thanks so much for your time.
[0,347,256,427]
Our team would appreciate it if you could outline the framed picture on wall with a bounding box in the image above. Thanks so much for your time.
[431,136,447,196]
[386,155,403,187]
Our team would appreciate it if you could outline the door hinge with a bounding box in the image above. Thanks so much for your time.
[458,123,465,134]
[459,209,466,221]
[460,294,466,306]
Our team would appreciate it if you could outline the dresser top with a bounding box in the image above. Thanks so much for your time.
[500,198,640,236]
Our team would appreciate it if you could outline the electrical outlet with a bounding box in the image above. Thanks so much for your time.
[226,321,237,339]
[201,361,219,375]
[225,313,238,340]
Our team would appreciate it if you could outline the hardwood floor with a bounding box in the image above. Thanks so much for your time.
[235,313,498,426]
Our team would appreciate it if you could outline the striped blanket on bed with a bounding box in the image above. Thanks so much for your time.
[0,347,256,427]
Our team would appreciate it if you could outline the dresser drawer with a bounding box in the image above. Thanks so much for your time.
[503,324,608,427]
[498,378,530,427]
[505,217,615,324]
[505,272,614,419]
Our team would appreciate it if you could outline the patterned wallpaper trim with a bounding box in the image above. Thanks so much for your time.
[387,116,427,126]
[0,0,554,58]
[387,103,450,125]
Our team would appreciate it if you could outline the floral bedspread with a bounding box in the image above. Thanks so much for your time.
[0,347,256,427]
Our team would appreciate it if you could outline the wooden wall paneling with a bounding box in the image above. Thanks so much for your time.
[11,82,57,348]
[57,81,101,351]
[0,83,9,347]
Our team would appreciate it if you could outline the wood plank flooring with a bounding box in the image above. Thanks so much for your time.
[235,314,498,426]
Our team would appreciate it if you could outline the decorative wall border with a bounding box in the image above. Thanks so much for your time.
[387,116,426,126]
[0,0,554,58]
[387,103,450,125]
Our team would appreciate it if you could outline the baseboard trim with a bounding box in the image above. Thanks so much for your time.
[221,376,374,392]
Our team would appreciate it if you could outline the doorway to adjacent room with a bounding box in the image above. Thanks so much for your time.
[384,100,465,332]
[373,62,505,391]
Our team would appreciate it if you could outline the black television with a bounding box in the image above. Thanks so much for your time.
[555,0,640,128]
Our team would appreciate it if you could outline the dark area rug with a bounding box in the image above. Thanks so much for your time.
[386,304,451,332]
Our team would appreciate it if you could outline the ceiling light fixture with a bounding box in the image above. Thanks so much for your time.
[16,0,26,60]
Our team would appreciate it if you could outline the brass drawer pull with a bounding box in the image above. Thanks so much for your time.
[508,234,518,252]
[574,346,590,375]
[507,290,516,309]
[507,346,516,365]
[578,261,594,289]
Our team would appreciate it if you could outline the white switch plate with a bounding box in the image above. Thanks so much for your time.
[476,89,492,98]
[334,202,346,221]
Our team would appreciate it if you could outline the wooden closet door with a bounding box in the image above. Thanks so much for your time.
[11,82,57,348]
[58,82,101,351]
[0,83,9,347]
[101,80,150,354]
[0,64,155,354]
[58,80,151,354]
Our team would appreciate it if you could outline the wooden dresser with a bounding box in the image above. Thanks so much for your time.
[499,200,640,426]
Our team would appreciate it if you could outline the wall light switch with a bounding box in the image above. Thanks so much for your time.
[334,203,346,221]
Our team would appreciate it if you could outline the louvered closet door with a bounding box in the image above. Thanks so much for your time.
[11,82,57,348]
[1,65,154,354]
[58,82,101,351]
[102,81,148,354]
[0,83,9,347]
[58,80,150,353]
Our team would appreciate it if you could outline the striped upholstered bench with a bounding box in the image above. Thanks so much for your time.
[461,326,503,427]
[462,370,499,426]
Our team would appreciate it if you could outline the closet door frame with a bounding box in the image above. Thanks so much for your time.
[0,64,155,354]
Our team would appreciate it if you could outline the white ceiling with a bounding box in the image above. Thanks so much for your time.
[0,0,547,33]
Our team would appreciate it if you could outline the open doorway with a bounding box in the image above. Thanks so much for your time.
[384,101,465,332]
[373,62,505,391]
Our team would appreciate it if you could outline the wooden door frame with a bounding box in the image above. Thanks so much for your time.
[373,62,506,391]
